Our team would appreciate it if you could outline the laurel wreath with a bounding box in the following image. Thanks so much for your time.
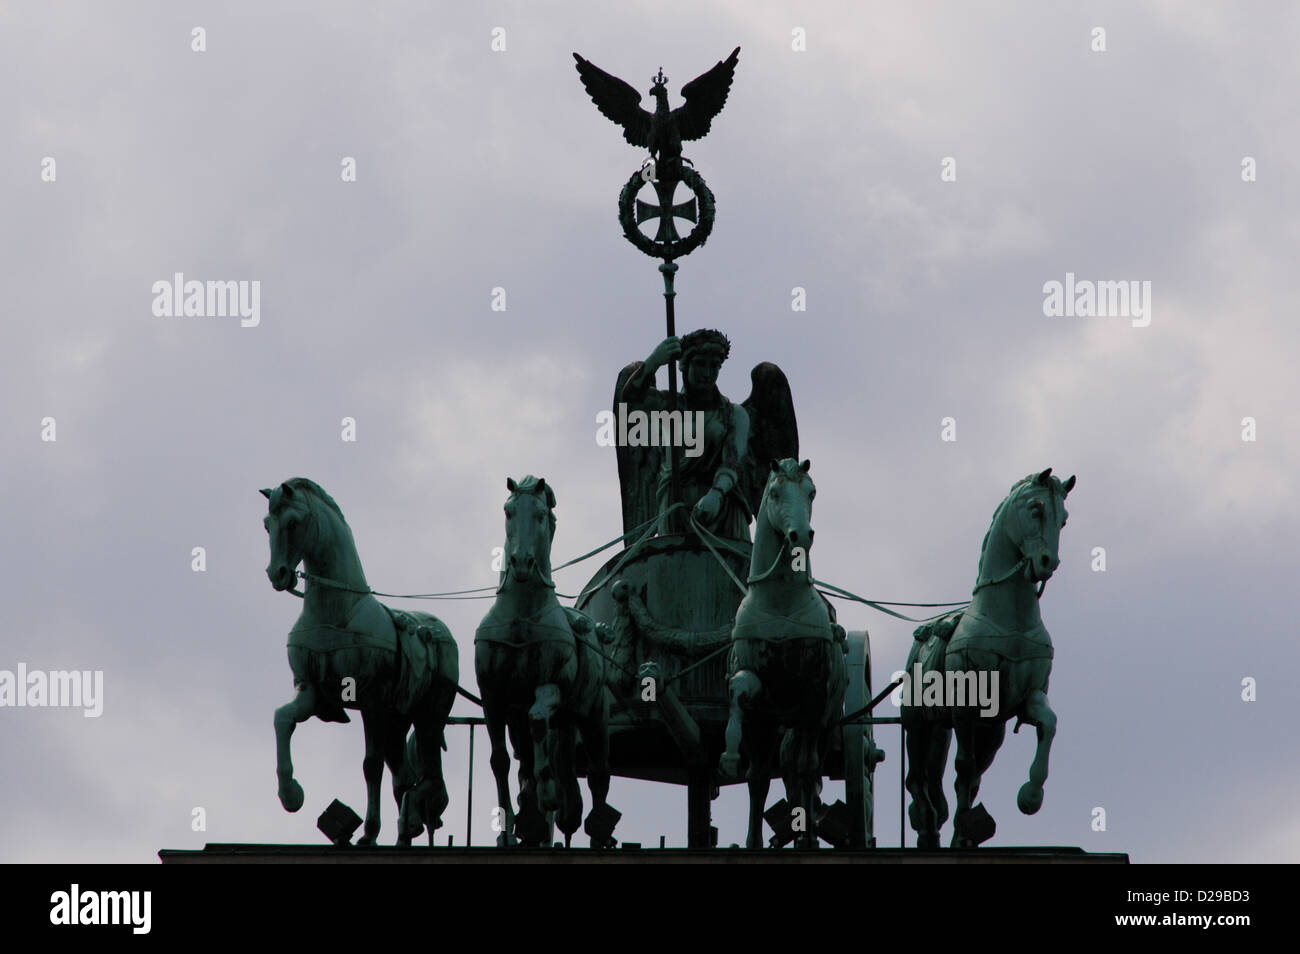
[618,165,716,261]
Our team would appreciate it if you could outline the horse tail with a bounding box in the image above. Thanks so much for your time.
[564,607,611,716]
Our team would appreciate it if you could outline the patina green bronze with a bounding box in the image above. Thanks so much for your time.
[903,469,1075,848]
[577,48,741,508]
[719,459,848,848]
[615,330,798,538]
[263,478,458,846]
[579,337,881,849]
[475,477,618,848]
[240,46,1090,857]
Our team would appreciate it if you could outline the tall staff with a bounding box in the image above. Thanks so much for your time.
[573,48,740,510]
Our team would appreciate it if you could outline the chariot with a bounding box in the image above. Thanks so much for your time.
[574,528,885,848]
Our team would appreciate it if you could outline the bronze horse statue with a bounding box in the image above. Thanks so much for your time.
[719,459,847,848]
[263,478,458,845]
[475,476,617,847]
[903,468,1074,848]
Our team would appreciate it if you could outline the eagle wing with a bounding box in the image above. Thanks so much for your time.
[573,53,653,149]
[672,46,740,142]
[739,361,798,518]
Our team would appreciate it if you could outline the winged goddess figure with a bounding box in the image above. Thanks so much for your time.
[573,47,740,181]
[614,329,798,542]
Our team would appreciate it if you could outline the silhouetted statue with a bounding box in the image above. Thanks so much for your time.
[615,329,798,539]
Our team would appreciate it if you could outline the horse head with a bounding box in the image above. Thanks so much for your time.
[261,480,318,591]
[989,468,1075,587]
[502,475,557,588]
[760,458,816,553]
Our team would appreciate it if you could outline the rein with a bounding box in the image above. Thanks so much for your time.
[279,497,981,623]
[292,505,684,602]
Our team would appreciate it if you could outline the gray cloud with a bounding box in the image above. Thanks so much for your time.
[2,0,1296,862]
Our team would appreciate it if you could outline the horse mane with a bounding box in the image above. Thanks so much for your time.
[773,459,801,481]
[767,458,808,485]
[282,477,347,524]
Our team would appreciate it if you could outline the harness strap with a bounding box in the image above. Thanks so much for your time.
[814,579,968,623]
[689,514,750,597]
[575,503,689,601]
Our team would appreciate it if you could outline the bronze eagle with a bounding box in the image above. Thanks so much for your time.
[573,46,740,177]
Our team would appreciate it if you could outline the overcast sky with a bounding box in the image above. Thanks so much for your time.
[2,0,1297,863]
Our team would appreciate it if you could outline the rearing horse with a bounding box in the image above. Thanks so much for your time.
[903,467,1074,848]
[475,476,616,847]
[263,478,458,846]
[720,458,847,848]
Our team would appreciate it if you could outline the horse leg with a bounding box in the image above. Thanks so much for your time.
[950,718,977,847]
[777,729,803,847]
[414,716,449,846]
[953,718,1005,847]
[721,669,760,779]
[579,706,616,849]
[794,725,821,848]
[273,684,316,812]
[357,710,387,845]
[927,726,951,832]
[485,711,517,847]
[552,718,582,847]
[746,716,777,848]
[905,722,940,849]
[388,727,420,847]
[777,727,811,849]
[509,713,549,846]
[530,683,563,812]
[1017,689,1056,815]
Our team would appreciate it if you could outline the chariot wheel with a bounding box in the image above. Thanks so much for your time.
[841,629,882,848]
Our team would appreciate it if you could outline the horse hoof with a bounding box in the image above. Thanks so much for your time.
[278,778,304,813]
[1017,781,1044,815]
[954,803,996,845]
[718,753,741,779]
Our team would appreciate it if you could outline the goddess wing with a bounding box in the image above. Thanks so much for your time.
[739,362,799,517]
[614,362,659,541]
